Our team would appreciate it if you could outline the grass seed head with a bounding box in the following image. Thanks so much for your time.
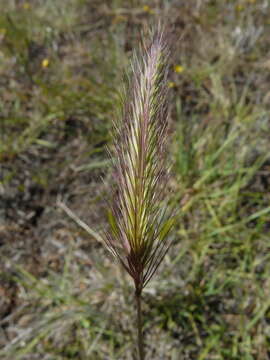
[105,26,174,295]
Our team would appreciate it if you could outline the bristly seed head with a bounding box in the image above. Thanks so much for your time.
[105,26,174,295]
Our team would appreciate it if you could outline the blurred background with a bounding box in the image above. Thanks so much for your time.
[0,0,270,359]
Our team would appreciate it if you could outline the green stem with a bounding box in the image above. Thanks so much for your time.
[136,291,144,360]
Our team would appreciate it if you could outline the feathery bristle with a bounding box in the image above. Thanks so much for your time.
[105,27,174,294]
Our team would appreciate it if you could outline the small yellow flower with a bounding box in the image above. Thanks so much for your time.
[143,5,153,14]
[174,65,184,74]
[168,81,176,88]
[41,58,49,68]
[23,2,31,9]
[236,4,244,11]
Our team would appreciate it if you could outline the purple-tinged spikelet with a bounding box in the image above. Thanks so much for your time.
[105,27,174,296]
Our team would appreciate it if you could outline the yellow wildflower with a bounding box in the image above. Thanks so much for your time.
[174,65,184,74]
[23,2,31,9]
[236,4,244,11]
[41,58,49,68]
[143,5,153,14]
[168,81,176,88]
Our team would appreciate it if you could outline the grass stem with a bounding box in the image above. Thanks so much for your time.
[135,292,144,360]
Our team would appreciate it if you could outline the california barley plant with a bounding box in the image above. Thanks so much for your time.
[105,26,174,359]
[1,1,270,359]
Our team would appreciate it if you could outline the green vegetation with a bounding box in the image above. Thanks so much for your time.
[0,1,269,359]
